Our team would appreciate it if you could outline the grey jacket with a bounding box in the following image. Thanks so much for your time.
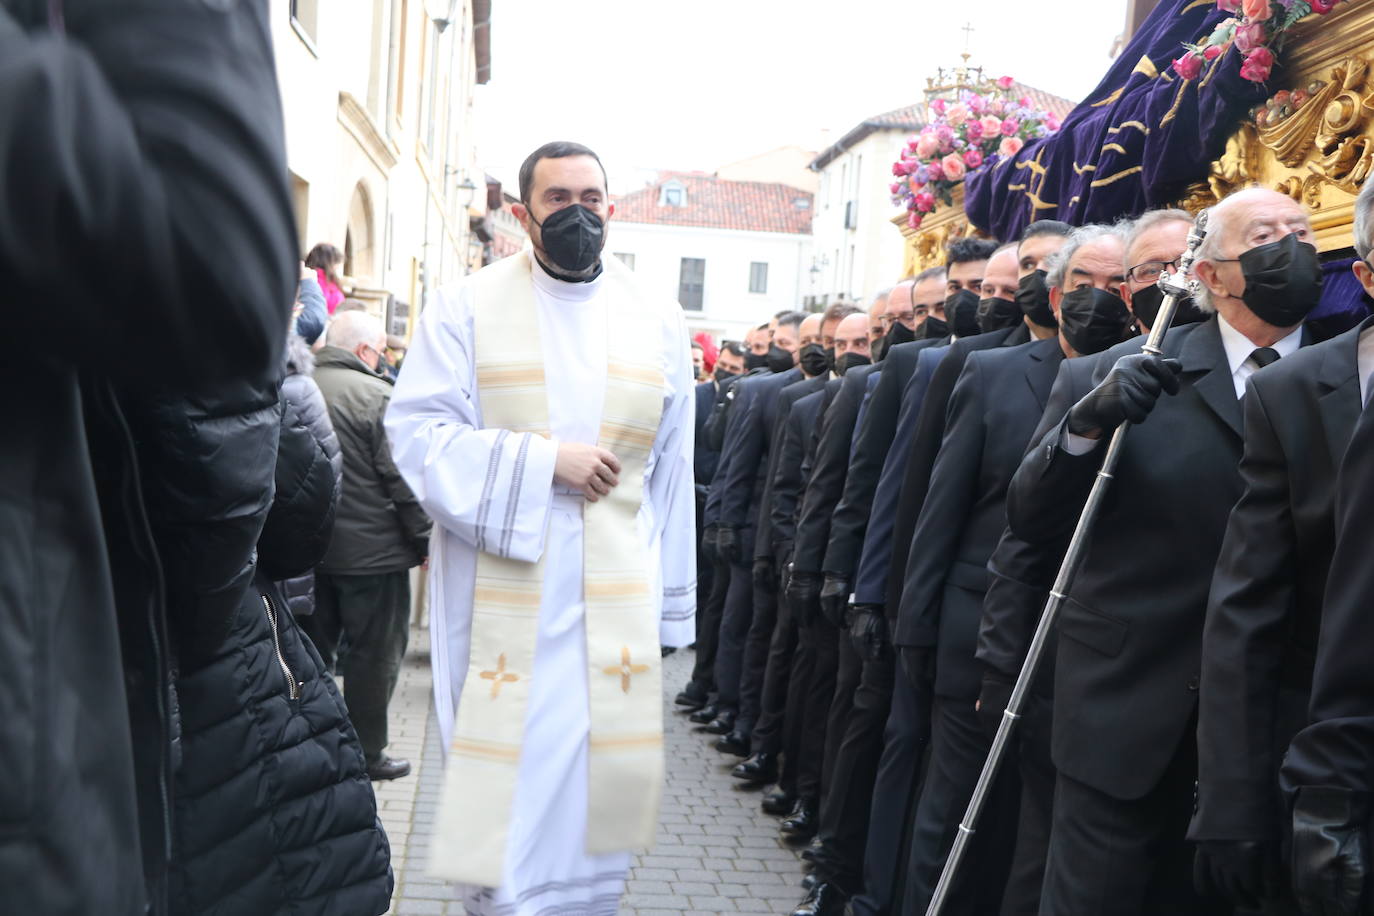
[313,346,430,574]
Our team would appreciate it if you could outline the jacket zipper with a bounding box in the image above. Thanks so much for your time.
[262,595,301,700]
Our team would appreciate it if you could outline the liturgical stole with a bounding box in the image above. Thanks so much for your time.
[430,254,666,887]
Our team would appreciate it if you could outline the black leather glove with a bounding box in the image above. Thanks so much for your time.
[786,570,823,629]
[899,646,935,692]
[701,525,720,562]
[1292,786,1369,916]
[1065,353,1182,438]
[848,606,889,661]
[819,575,852,629]
[1193,840,1277,909]
[717,526,742,565]
[752,556,776,590]
[976,672,1015,743]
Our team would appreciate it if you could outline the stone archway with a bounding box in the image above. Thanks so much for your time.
[344,180,377,286]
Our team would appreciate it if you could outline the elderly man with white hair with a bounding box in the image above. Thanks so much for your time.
[1003,186,1325,916]
[306,309,432,783]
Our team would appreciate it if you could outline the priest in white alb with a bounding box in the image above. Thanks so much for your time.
[384,141,697,915]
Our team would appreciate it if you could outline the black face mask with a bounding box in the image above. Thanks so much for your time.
[765,344,794,374]
[1129,283,1206,332]
[530,203,605,273]
[1017,270,1058,328]
[799,343,829,378]
[744,351,768,371]
[922,315,950,340]
[876,320,916,360]
[1059,287,1134,355]
[977,296,1023,334]
[947,289,982,338]
[836,352,871,376]
[714,365,739,383]
[1236,233,1325,327]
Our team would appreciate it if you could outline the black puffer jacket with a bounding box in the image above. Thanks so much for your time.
[267,335,342,617]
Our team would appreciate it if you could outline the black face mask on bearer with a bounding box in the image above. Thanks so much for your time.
[1129,283,1206,332]
[744,351,768,371]
[877,320,916,360]
[1236,233,1324,327]
[765,344,794,374]
[977,296,1023,334]
[530,203,605,273]
[836,352,871,376]
[1059,287,1134,355]
[799,343,829,378]
[1017,270,1057,329]
[947,288,982,338]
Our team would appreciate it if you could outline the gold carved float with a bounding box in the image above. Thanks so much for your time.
[896,1,1374,272]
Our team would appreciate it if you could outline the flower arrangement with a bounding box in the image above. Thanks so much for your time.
[1171,0,1347,86]
[890,76,1062,230]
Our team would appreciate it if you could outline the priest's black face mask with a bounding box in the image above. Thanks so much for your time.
[528,204,606,275]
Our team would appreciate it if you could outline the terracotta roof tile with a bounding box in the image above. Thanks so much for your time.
[613,174,814,235]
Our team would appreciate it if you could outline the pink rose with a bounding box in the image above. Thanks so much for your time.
[936,124,955,145]
[966,120,984,142]
[1019,96,1031,108]
[1203,44,1223,60]
[963,149,984,169]
[916,133,941,158]
[989,100,1006,116]
[1217,0,1242,11]
[980,116,1004,138]
[1233,21,1265,52]
[907,211,925,230]
[996,75,1015,89]
[892,160,907,177]
[1311,0,1338,11]
[1172,53,1204,80]
[1046,114,1063,132]
[890,182,903,195]
[947,104,969,126]
[968,94,987,114]
[1240,45,1275,82]
[1242,0,1271,20]
[926,159,945,182]
[1001,118,1021,136]
[941,153,967,181]
[914,191,936,213]
[998,136,1025,157]
[931,98,948,115]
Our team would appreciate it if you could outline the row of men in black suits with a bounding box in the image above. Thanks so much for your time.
[686,178,1374,916]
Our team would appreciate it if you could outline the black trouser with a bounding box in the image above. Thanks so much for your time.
[903,694,1020,916]
[712,562,754,716]
[790,614,840,801]
[736,574,779,738]
[997,691,1055,916]
[814,642,895,894]
[694,493,713,647]
[849,661,933,916]
[750,586,795,757]
[687,549,732,700]
[302,570,411,765]
[1039,728,1230,916]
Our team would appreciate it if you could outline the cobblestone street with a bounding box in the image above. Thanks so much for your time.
[379,629,805,915]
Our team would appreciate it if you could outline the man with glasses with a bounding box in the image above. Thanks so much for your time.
[1119,210,1204,336]
[309,310,432,782]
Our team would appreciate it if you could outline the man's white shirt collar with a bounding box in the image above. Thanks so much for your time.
[1216,312,1303,399]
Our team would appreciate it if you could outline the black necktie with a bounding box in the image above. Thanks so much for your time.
[1250,347,1280,369]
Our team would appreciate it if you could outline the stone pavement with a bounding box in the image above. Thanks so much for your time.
[378,628,806,915]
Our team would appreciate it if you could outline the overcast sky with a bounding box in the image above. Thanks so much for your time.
[473,0,1130,195]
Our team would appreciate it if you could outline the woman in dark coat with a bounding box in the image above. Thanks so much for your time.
[131,331,391,916]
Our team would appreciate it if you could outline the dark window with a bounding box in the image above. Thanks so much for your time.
[291,0,319,44]
[679,258,705,311]
[749,262,768,294]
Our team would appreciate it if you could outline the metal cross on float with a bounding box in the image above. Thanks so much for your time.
[961,22,975,54]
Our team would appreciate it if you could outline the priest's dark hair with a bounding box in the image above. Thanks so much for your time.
[1020,220,1073,242]
[946,237,1000,266]
[518,141,609,201]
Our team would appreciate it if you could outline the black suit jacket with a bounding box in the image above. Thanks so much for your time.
[694,380,721,487]
[883,326,1024,610]
[1193,318,1365,840]
[822,339,945,580]
[719,368,803,530]
[702,373,754,527]
[791,363,881,574]
[1006,317,1268,800]
[763,381,829,560]
[895,338,1065,700]
[756,376,827,561]
[1283,384,1374,801]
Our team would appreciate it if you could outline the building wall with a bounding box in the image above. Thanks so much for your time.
[607,222,813,344]
[716,146,820,194]
[270,0,485,339]
[810,129,910,306]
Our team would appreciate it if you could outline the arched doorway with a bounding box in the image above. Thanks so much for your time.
[344,181,377,286]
